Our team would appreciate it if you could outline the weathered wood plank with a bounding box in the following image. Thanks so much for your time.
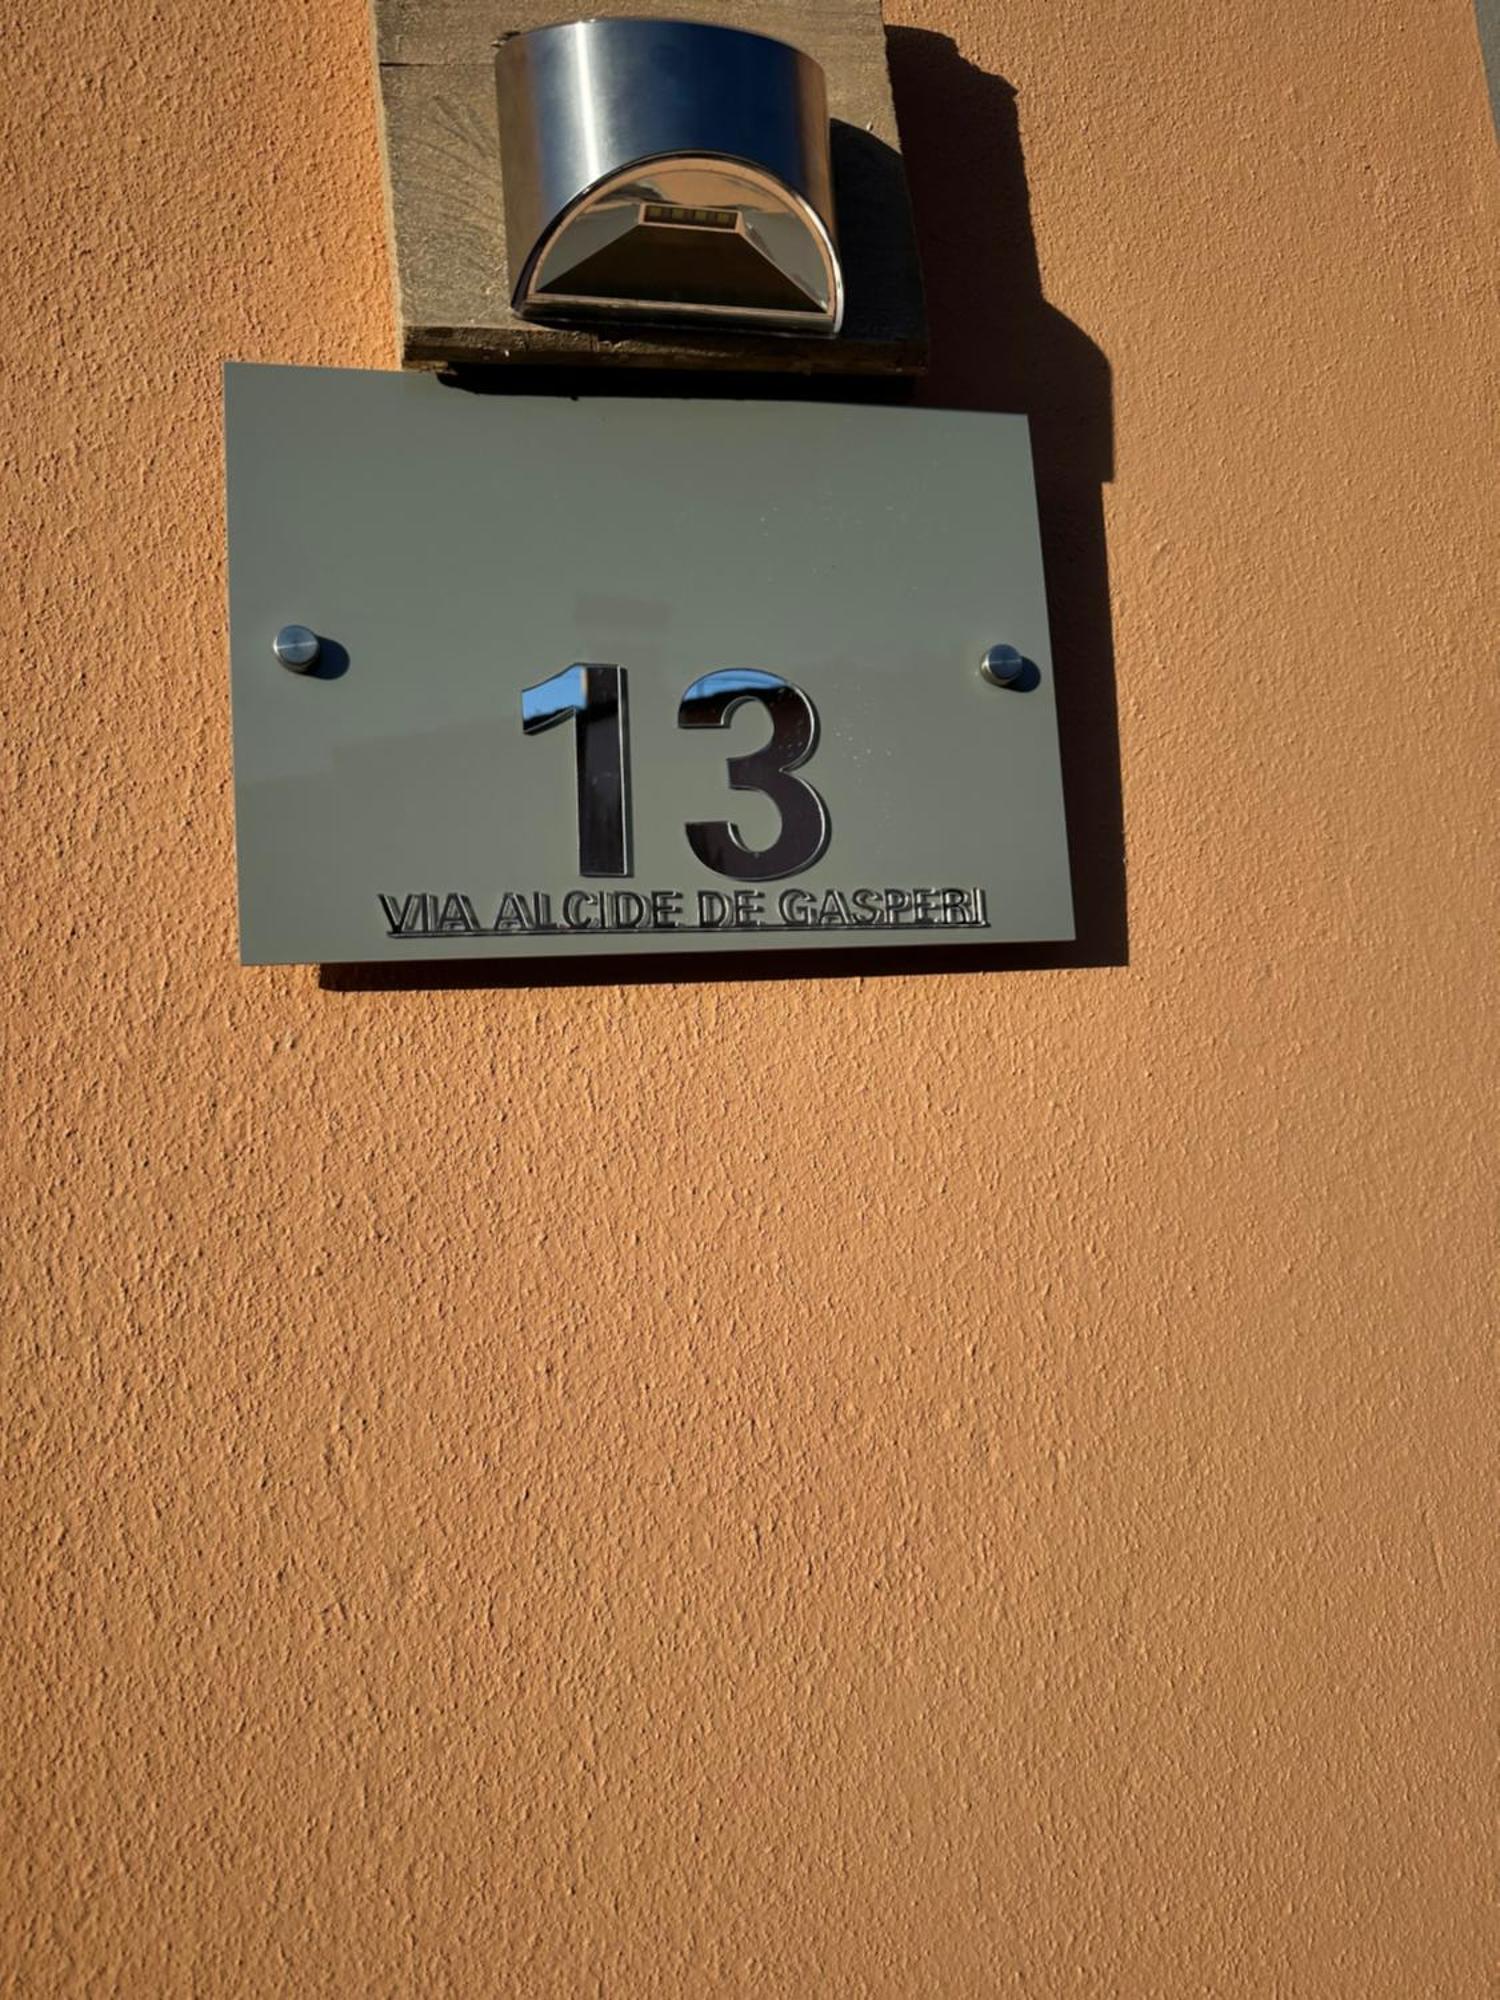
[368,0,926,374]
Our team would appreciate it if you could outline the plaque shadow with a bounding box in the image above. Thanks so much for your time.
[320,33,1123,993]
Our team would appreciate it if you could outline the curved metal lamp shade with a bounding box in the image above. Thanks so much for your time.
[496,19,843,336]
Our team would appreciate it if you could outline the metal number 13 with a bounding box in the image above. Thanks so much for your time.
[522,664,829,881]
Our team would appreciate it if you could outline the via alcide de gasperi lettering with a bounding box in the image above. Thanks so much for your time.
[378,885,990,939]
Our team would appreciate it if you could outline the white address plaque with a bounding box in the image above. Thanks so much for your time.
[224,365,1073,964]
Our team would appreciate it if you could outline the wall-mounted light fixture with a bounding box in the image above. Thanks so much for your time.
[496,18,843,336]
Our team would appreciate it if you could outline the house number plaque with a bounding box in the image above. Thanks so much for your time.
[224,365,1073,965]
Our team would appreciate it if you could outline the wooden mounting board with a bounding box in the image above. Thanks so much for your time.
[368,0,927,375]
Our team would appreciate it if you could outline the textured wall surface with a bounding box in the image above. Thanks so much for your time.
[2,1,1496,1992]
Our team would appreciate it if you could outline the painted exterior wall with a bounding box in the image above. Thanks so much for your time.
[3,0,1494,1991]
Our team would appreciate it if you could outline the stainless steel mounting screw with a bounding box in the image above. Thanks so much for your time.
[979,643,1028,688]
[273,624,321,673]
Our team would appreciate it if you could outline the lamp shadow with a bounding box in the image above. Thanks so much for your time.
[320,30,1123,993]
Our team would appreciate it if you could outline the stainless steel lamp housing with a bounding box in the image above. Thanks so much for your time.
[495,19,844,336]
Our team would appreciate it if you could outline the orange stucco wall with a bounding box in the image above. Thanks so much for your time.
[3,0,1496,1991]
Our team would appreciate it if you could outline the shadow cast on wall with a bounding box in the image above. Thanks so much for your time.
[892,28,1123,977]
[322,30,1122,994]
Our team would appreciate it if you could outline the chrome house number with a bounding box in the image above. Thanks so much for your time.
[521,664,830,881]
